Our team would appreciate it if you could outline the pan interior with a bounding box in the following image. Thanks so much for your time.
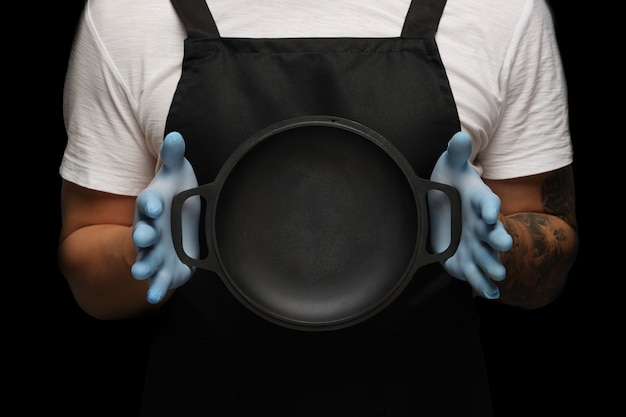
[214,125,418,327]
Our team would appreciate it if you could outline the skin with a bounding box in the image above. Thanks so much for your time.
[59,181,168,319]
[58,165,578,319]
[485,165,578,309]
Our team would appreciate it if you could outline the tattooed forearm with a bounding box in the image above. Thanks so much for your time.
[498,213,577,308]
[495,166,578,309]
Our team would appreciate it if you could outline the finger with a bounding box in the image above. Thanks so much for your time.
[472,243,507,282]
[132,221,159,248]
[135,189,164,219]
[467,222,509,281]
[475,190,501,225]
[146,272,171,304]
[161,131,186,169]
[131,248,163,280]
[463,262,501,299]
[446,131,472,167]
[488,224,513,252]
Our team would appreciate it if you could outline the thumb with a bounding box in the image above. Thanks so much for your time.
[161,131,187,170]
[446,131,473,168]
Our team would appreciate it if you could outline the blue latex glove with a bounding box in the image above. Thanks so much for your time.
[131,132,200,304]
[428,131,513,299]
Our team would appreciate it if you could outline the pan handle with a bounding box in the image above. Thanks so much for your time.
[171,183,220,272]
[413,180,462,267]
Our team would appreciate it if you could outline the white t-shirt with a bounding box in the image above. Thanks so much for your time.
[61,0,572,196]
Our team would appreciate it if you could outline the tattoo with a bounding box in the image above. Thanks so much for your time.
[498,166,578,309]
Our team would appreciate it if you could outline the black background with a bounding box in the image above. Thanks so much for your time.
[28,1,607,415]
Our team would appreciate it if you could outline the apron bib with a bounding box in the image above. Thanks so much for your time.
[140,1,493,415]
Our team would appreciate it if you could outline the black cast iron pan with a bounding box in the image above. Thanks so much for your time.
[172,115,461,331]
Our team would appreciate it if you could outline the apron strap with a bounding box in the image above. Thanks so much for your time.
[171,0,220,38]
[171,0,446,39]
[401,0,448,37]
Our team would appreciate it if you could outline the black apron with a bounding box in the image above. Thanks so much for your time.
[140,1,493,415]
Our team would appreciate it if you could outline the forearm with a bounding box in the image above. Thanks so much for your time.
[58,224,170,320]
[496,212,578,309]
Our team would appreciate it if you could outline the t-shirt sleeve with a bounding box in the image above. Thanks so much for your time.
[60,2,158,196]
[477,0,573,180]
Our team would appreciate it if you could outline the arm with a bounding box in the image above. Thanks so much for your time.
[58,180,171,320]
[58,132,199,319]
[429,132,578,309]
[485,165,578,309]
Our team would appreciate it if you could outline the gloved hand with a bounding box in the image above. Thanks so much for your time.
[428,131,513,299]
[131,131,201,304]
